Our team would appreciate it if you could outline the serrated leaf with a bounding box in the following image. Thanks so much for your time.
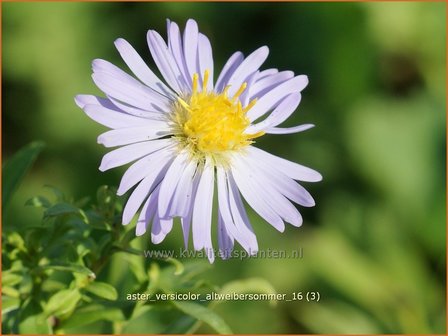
[83,282,118,301]
[36,263,95,278]
[25,196,51,208]
[2,141,45,208]
[60,304,125,329]
[44,289,81,317]
[172,301,232,334]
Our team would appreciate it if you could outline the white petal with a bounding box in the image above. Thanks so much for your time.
[82,103,158,129]
[183,19,199,82]
[122,165,166,225]
[158,151,189,218]
[114,38,175,98]
[244,151,315,207]
[97,126,172,148]
[249,70,295,100]
[107,96,166,120]
[247,146,322,182]
[234,156,303,228]
[117,147,174,195]
[239,71,259,107]
[218,212,234,260]
[226,172,258,254]
[247,75,308,122]
[147,30,186,93]
[180,171,201,249]
[256,68,278,80]
[245,93,301,134]
[226,46,269,97]
[136,187,159,236]
[198,33,214,91]
[167,21,191,90]
[192,159,214,254]
[168,159,198,217]
[92,59,170,111]
[266,124,315,134]
[215,51,244,93]
[230,157,284,232]
[99,139,173,171]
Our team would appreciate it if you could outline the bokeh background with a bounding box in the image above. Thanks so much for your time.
[2,1,446,334]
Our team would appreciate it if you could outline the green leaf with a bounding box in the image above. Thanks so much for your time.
[2,141,45,208]
[2,271,22,286]
[19,314,52,334]
[44,289,81,317]
[35,262,95,278]
[2,286,20,298]
[1,297,20,315]
[44,202,81,217]
[172,301,232,334]
[25,196,51,208]
[83,282,118,301]
[59,304,125,330]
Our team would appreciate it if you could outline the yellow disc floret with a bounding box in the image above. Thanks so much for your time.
[172,70,263,158]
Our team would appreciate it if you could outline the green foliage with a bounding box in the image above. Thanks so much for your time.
[2,144,277,334]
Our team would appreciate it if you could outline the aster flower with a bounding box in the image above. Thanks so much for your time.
[75,19,322,262]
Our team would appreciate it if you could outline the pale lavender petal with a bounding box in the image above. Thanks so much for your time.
[192,159,214,252]
[239,71,259,107]
[97,126,172,148]
[198,33,214,91]
[152,216,173,243]
[234,156,303,228]
[217,166,256,253]
[168,159,198,217]
[226,46,269,97]
[147,30,186,93]
[256,68,278,80]
[218,212,234,260]
[226,172,258,254]
[266,124,315,134]
[244,151,315,207]
[92,59,170,110]
[215,51,244,93]
[245,93,301,134]
[114,38,175,98]
[180,171,201,249]
[249,71,295,100]
[247,146,322,182]
[81,103,157,129]
[107,96,166,119]
[167,21,191,90]
[247,75,309,122]
[183,19,199,81]
[136,186,159,236]
[122,162,167,225]
[117,147,174,195]
[74,94,116,110]
[99,139,173,171]
[158,150,189,218]
[230,157,284,232]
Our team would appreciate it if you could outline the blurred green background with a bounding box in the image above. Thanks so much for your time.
[2,1,446,334]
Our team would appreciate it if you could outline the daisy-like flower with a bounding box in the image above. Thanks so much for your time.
[75,19,322,262]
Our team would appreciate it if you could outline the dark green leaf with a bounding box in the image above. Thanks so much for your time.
[25,196,51,208]
[2,141,45,208]
[172,301,232,334]
[83,282,118,301]
[44,202,81,218]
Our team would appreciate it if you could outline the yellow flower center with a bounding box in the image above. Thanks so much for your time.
[172,70,263,157]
